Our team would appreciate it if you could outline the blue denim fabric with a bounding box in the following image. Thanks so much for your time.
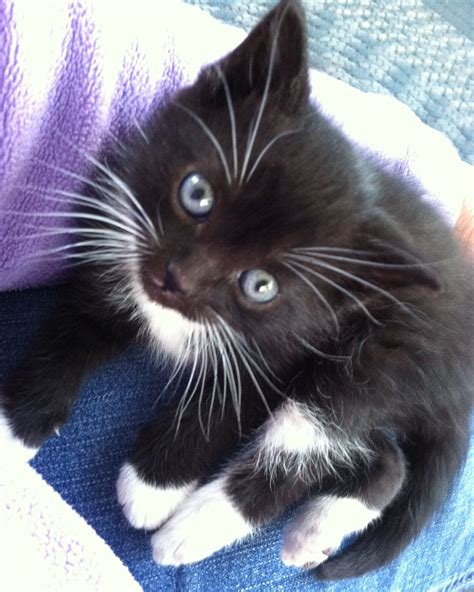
[1,286,472,592]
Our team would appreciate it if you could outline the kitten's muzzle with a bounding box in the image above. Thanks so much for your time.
[161,261,186,295]
[141,260,195,312]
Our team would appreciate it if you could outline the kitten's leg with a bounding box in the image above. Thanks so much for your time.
[117,393,258,531]
[150,399,335,565]
[281,436,406,569]
[150,402,405,566]
[0,303,130,465]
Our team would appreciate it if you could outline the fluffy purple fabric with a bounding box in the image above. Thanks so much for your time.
[0,0,471,292]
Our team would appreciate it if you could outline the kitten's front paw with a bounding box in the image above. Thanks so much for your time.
[0,410,38,469]
[281,496,380,569]
[151,477,253,566]
[116,463,196,530]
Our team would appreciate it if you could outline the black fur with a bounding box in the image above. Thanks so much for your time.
[2,0,472,580]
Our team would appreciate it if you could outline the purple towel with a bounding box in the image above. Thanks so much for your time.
[0,0,471,292]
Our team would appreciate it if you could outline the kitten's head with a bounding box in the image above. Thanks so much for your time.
[108,0,438,368]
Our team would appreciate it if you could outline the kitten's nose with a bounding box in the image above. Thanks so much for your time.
[162,261,185,294]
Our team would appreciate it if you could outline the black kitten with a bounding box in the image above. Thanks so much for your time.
[1,0,472,580]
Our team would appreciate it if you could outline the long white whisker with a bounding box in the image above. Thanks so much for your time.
[215,64,238,180]
[214,323,241,430]
[239,5,289,184]
[212,324,229,422]
[132,115,150,144]
[231,330,284,391]
[245,129,300,183]
[19,226,149,248]
[294,247,377,256]
[34,149,157,247]
[5,209,148,244]
[293,250,434,269]
[25,250,144,264]
[173,102,232,185]
[174,328,201,435]
[289,254,417,318]
[282,260,340,333]
[156,331,194,407]
[298,337,351,362]
[286,257,380,325]
[205,321,220,437]
[197,323,210,440]
[82,154,159,244]
[42,190,149,240]
[216,316,273,417]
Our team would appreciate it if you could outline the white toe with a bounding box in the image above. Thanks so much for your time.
[281,496,380,569]
[151,477,253,566]
[116,463,196,530]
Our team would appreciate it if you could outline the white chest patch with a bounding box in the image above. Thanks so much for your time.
[260,400,324,454]
[256,400,369,481]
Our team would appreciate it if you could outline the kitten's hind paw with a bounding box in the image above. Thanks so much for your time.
[281,496,380,569]
[116,463,196,530]
[151,477,253,566]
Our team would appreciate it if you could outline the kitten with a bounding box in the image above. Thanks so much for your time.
[1,0,472,580]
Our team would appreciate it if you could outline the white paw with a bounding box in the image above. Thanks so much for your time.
[151,477,253,566]
[0,411,38,470]
[281,496,380,569]
[116,463,196,530]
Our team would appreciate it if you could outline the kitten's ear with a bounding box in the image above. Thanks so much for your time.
[202,0,309,114]
[359,212,441,291]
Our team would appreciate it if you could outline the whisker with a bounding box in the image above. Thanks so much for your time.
[216,315,275,417]
[212,324,230,422]
[294,247,377,256]
[215,64,238,180]
[174,327,201,435]
[205,320,220,438]
[5,209,149,245]
[289,254,418,319]
[41,190,149,240]
[32,153,159,247]
[298,337,351,362]
[293,250,436,269]
[132,115,150,144]
[245,129,300,183]
[40,131,158,245]
[285,256,380,325]
[156,330,194,407]
[197,322,210,440]
[19,226,150,250]
[239,3,290,184]
[81,154,160,244]
[214,322,241,430]
[281,260,340,333]
[173,102,232,185]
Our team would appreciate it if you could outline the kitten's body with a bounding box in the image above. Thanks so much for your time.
[1,0,472,580]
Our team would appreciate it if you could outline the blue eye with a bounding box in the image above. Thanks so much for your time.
[179,173,214,218]
[239,269,279,303]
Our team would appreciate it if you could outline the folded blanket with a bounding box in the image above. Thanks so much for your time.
[0,461,142,591]
[0,0,472,292]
